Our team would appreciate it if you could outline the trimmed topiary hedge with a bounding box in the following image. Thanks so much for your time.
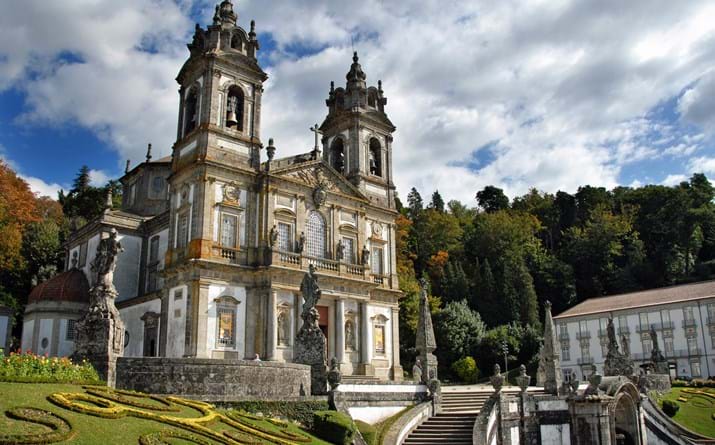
[219,400,329,429]
[355,420,376,445]
[662,399,680,417]
[311,411,356,445]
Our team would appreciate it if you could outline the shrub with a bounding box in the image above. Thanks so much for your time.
[219,400,329,429]
[452,356,479,384]
[0,350,101,384]
[312,411,356,445]
[662,400,680,417]
[672,379,688,387]
[355,420,376,445]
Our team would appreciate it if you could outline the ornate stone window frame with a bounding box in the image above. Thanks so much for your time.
[141,311,161,357]
[276,302,292,348]
[371,313,389,357]
[220,82,250,133]
[274,209,296,252]
[215,296,240,350]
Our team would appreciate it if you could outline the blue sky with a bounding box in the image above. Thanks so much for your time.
[1,0,714,202]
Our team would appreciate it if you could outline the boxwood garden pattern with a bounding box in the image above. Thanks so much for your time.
[1,386,317,444]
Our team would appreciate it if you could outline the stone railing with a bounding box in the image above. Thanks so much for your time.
[577,356,594,365]
[272,250,377,282]
[381,401,433,445]
[575,331,591,340]
[211,244,241,264]
[473,395,499,445]
[682,318,698,328]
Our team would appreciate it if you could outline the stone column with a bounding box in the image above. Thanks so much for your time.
[359,301,373,375]
[335,298,345,364]
[266,289,277,360]
[194,282,210,358]
[390,306,403,381]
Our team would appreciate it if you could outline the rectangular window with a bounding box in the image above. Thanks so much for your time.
[639,312,649,330]
[374,325,385,354]
[129,183,137,206]
[177,213,189,248]
[277,222,292,252]
[217,307,236,347]
[559,323,568,337]
[220,213,238,248]
[371,247,384,275]
[580,340,590,361]
[664,337,674,356]
[708,304,715,321]
[579,320,588,334]
[66,320,77,341]
[692,360,702,377]
[79,242,88,268]
[561,342,570,361]
[687,337,698,354]
[684,306,695,323]
[642,338,652,355]
[149,236,160,263]
[600,339,608,357]
[661,310,671,324]
[599,318,608,332]
[341,237,355,263]
[146,236,161,293]
[618,315,628,332]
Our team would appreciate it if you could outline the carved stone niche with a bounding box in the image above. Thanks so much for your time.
[371,313,389,356]
[277,302,292,347]
[344,310,357,352]
[222,182,242,207]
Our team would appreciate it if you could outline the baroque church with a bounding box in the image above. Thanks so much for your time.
[21,0,403,380]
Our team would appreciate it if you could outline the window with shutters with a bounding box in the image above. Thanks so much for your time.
[177,212,189,248]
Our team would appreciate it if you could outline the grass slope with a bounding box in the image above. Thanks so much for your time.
[658,387,715,438]
[0,382,331,444]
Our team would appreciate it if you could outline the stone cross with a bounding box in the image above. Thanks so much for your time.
[310,124,322,156]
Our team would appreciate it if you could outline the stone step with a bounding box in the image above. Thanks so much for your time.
[404,440,472,445]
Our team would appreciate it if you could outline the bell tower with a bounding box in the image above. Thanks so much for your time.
[173,0,267,172]
[320,53,397,209]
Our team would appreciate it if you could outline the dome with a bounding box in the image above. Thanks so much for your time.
[28,268,90,304]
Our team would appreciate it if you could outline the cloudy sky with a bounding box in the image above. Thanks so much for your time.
[1,0,714,203]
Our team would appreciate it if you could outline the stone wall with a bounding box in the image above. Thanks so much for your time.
[116,358,311,401]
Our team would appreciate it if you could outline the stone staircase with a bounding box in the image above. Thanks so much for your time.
[402,389,491,445]
[341,374,381,383]
[402,387,545,445]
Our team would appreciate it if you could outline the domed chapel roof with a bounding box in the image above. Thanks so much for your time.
[28,268,90,304]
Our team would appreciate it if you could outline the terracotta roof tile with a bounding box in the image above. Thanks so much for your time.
[28,269,90,304]
[554,280,715,319]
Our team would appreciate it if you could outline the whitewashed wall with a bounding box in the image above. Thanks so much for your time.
[120,299,162,357]
[21,319,34,352]
[115,234,142,302]
[0,315,8,351]
[37,319,53,356]
[57,319,76,357]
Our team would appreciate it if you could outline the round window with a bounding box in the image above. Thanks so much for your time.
[41,338,49,349]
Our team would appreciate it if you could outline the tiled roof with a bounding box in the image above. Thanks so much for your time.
[28,268,90,304]
[554,280,715,319]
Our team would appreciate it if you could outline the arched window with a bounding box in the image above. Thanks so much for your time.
[230,34,242,51]
[368,90,377,108]
[330,138,345,173]
[369,138,382,177]
[306,211,327,258]
[226,86,244,131]
[183,88,198,136]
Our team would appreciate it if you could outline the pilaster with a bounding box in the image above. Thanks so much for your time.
[335,298,345,364]
[390,306,403,381]
[266,289,277,360]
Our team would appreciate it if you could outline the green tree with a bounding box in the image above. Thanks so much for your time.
[476,186,509,213]
[429,190,445,213]
[434,300,486,378]
[406,187,423,219]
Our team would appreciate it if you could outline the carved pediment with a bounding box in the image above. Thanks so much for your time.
[272,161,368,202]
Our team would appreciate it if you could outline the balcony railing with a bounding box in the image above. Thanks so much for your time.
[617,326,630,335]
[576,331,591,340]
[683,318,698,328]
[212,245,241,263]
[577,356,594,365]
[559,333,570,341]
[271,250,381,284]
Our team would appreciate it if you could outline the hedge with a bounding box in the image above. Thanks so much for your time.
[219,400,329,429]
[312,411,356,445]
[355,420,376,445]
[662,399,680,417]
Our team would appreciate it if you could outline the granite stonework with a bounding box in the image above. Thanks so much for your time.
[72,229,125,387]
[603,317,635,376]
[541,300,563,395]
[415,279,437,383]
[294,266,328,395]
[116,358,311,401]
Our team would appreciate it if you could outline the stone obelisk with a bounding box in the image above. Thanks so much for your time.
[541,301,562,395]
[416,278,437,383]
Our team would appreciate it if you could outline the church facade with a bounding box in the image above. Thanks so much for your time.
[22,0,403,380]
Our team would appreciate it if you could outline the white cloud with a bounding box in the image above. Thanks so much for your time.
[689,157,715,175]
[2,0,715,202]
[661,174,687,186]
[22,175,65,199]
[89,169,111,187]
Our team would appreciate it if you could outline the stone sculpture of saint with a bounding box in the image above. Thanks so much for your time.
[297,232,306,253]
[650,325,660,353]
[362,245,370,266]
[606,317,619,353]
[345,321,355,351]
[412,359,423,383]
[335,241,345,261]
[91,228,123,289]
[300,264,321,317]
[621,334,630,357]
[269,225,278,248]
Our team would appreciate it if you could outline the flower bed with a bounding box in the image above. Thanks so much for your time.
[0,351,101,384]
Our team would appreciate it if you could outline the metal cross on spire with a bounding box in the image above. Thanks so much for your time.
[310,123,322,159]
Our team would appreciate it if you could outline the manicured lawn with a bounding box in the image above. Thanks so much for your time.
[0,382,331,444]
[658,387,715,438]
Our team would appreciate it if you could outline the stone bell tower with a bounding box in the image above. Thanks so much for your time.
[173,0,267,172]
[320,52,397,209]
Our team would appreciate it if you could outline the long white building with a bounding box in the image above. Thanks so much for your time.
[553,280,715,381]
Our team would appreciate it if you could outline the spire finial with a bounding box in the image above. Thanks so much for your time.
[330,81,335,93]
[125,159,131,174]
[378,80,383,94]
[353,51,358,63]
[145,143,152,162]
